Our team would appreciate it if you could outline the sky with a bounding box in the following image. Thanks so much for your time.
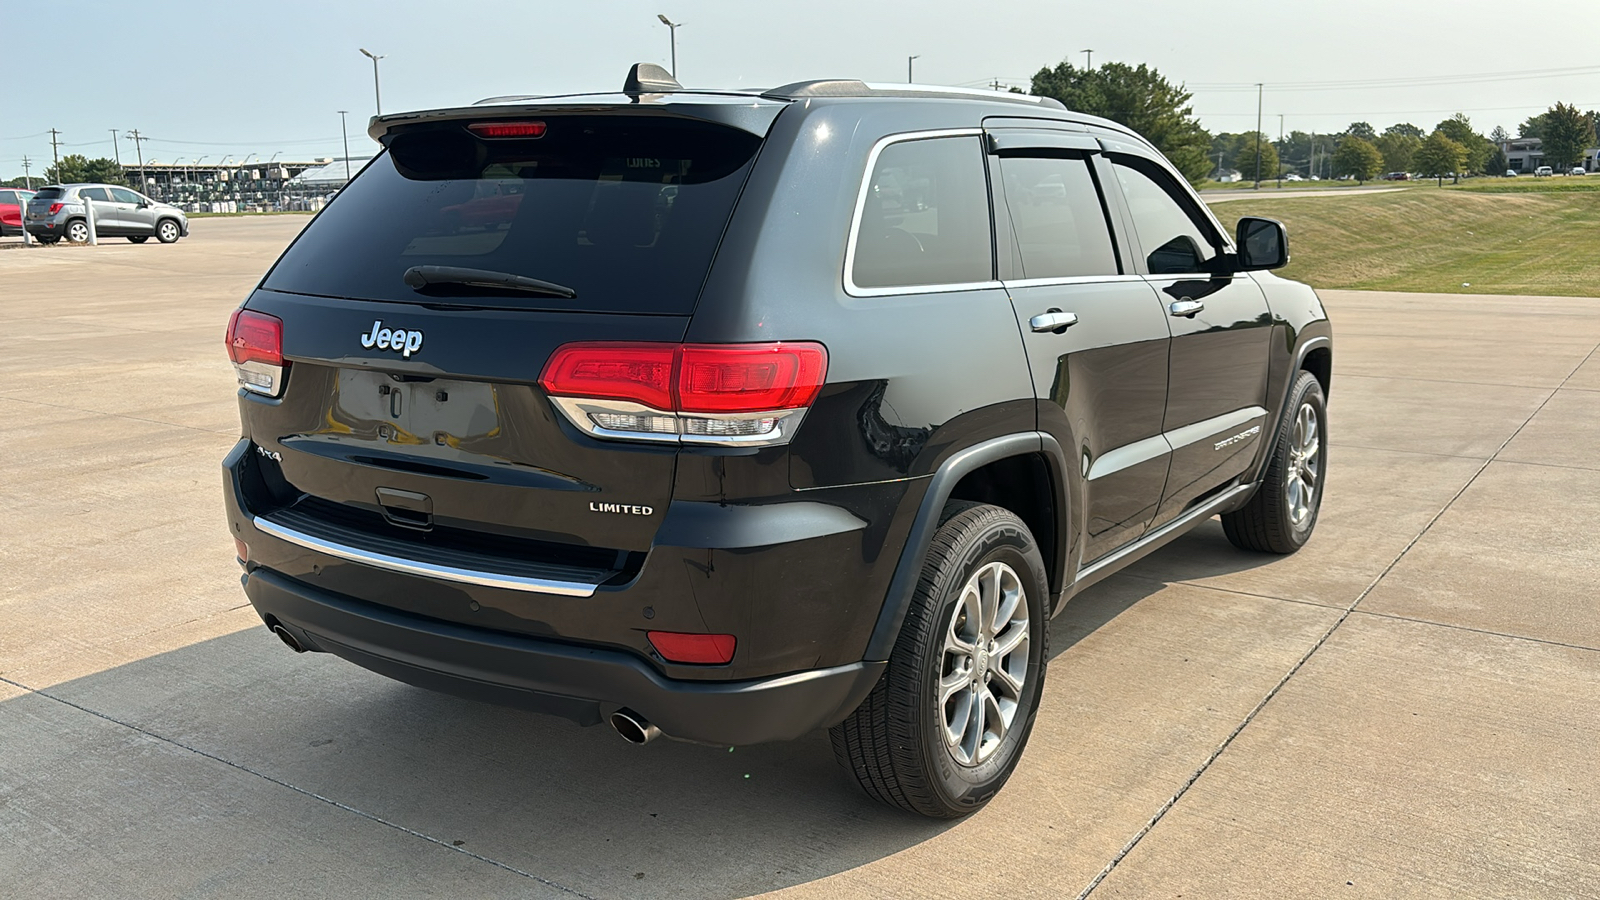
[5,0,1599,178]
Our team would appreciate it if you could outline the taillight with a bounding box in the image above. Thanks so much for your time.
[648,631,736,665]
[48,202,62,214]
[467,121,547,139]
[539,342,828,446]
[226,308,287,397]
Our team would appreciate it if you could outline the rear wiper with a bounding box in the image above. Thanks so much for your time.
[403,265,578,299]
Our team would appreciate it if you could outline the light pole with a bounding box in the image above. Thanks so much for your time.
[656,15,681,78]
[109,129,122,169]
[908,55,919,83]
[1082,48,1093,70]
[1277,114,1284,186]
[359,48,385,115]
[1253,83,1264,189]
[338,111,352,184]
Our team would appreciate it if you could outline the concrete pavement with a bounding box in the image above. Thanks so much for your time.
[2,217,1597,898]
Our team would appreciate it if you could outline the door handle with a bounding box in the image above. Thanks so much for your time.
[1169,299,1205,318]
[1029,310,1079,333]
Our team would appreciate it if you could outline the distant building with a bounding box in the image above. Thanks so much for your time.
[1500,136,1600,173]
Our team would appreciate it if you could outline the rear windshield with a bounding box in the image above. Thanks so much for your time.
[263,116,763,314]
[34,188,63,200]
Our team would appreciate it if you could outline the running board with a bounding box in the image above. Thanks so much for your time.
[1069,482,1256,597]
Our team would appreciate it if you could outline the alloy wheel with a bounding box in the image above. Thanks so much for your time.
[67,221,88,243]
[1285,401,1320,526]
[938,561,1030,766]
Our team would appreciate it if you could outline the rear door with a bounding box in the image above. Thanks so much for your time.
[77,186,120,234]
[0,191,16,230]
[987,127,1174,564]
[242,113,769,556]
[1102,143,1275,529]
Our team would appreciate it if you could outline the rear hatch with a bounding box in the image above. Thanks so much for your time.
[237,104,780,570]
[26,187,65,219]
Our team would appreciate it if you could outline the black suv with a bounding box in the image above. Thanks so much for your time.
[223,65,1331,818]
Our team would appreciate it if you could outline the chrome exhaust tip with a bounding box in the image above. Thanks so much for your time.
[609,708,661,745]
[271,624,306,653]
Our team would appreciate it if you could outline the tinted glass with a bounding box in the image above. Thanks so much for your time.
[851,136,992,289]
[110,188,143,204]
[997,155,1118,278]
[79,187,111,202]
[35,187,63,200]
[263,116,762,314]
[0,191,14,205]
[1112,157,1218,275]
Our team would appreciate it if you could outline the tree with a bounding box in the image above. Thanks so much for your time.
[1489,126,1511,144]
[42,154,124,186]
[1541,102,1597,169]
[1331,136,1383,183]
[1435,113,1492,173]
[1030,60,1213,184]
[1374,132,1422,173]
[1487,145,1509,175]
[1414,131,1467,184]
[1344,122,1377,141]
[1384,123,1425,139]
[1236,132,1279,183]
[1518,113,1547,139]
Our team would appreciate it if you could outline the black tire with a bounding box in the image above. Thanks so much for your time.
[1222,371,1327,553]
[155,219,181,243]
[127,235,149,244]
[36,235,60,245]
[65,219,89,244]
[831,502,1049,818]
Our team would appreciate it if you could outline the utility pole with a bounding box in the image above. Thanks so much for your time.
[338,111,352,184]
[1253,83,1264,189]
[128,130,148,191]
[656,15,681,78]
[1277,114,1284,186]
[21,156,32,190]
[908,55,919,83]
[1082,48,1093,70]
[49,128,61,182]
[360,48,385,115]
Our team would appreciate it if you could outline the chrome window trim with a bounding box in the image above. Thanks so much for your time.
[251,516,601,597]
[843,128,1003,299]
[1088,406,1268,481]
[1002,274,1145,289]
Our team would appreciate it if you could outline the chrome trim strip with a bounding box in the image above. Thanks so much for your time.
[1075,483,1254,585]
[1087,406,1268,481]
[1087,433,1170,482]
[843,128,995,299]
[252,516,600,597]
[1003,274,1144,289]
[1165,406,1268,452]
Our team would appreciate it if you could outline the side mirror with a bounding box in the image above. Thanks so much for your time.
[1235,217,1288,270]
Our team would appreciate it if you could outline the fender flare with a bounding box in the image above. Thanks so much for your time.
[862,431,1071,662]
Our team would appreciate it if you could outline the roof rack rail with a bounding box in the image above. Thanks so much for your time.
[761,80,1065,110]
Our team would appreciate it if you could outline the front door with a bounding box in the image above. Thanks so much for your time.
[111,187,156,235]
[988,130,1175,565]
[77,186,121,235]
[1103,150,1275,529]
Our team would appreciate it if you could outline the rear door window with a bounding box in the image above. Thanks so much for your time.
[850,136,993,290]
[79,187,111,202]
[995,155,1119,279]
[0,191,14,205]
[262,116,763,315]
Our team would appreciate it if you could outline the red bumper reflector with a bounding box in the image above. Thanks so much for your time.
[234,537,249,563]
[648,631,736,665]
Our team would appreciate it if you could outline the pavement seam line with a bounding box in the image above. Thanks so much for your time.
[1074,340,1600,899]
[1348,609,1600,654]
[0,395,237,437]
[0,673,598,900]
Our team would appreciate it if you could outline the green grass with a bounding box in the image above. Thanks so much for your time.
[187,210,315,218]
[1210,186,1600,297]
[1444,177,1600,194]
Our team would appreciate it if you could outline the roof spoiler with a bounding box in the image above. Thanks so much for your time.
[623,63,682,95]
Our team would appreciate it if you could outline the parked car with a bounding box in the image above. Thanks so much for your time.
[1534,166,1554,177]
[1380,172,1411,181]
[222,64,1332,818]
[0,187,35,236]
[1570,167,1587,176]
[24,183,188,244]
[1504,169,1518,177]
[1282,173,1303,182]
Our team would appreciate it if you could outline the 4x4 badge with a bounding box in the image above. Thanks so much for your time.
[360,320,424,358]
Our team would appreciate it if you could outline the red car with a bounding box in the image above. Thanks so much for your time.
[0,187,36,237]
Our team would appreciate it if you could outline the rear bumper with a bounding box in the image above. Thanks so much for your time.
[245,566,884,745]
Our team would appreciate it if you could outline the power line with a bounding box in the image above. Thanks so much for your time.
[1189,63,1600,92]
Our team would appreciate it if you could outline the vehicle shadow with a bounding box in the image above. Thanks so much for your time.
[11,523,1281,899]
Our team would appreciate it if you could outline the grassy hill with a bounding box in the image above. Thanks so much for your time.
[1209,183,1600,297]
